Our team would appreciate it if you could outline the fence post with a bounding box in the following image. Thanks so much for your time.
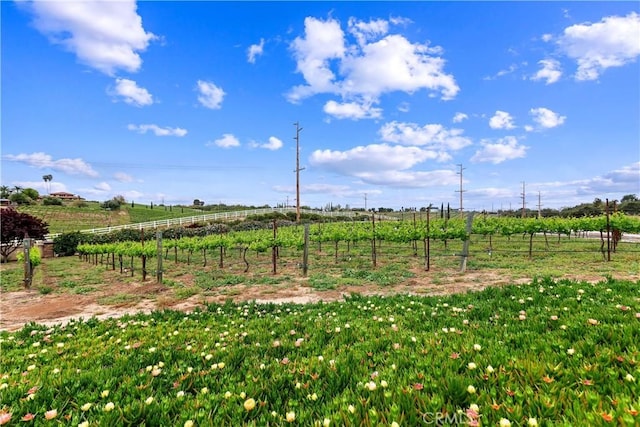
[272,219,278,275]
[605,199,611,262]
[156,231,163,283]
[303,224,309,276]
[23,238,32,289]
[460,212,474,272]
[425,206,431,271]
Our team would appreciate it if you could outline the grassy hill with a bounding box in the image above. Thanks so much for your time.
[18,202,206,234]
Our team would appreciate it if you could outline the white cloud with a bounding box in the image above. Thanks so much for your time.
[531,59,562,84]
[354,169,459,188]
[529,107,566,129]
[541,33,553,42]
[111,78,153,107]
[114,172,134,182]
[20,0,155,75]
[397,102,410,113]
[3,152,99,177]
[452,112,468,123]
[127,124,188,137]
[483,63,519,80]
[196,80,225,109]
[247,38,265,63]
[557,12,640,81]
[251,136,283,151]
[348,17,389,46]
[323,100,382,120]
[208,133,240,149]
[378,121,471,153]
[288,17,346,102]
[471,136,528,164]
[489,110,516,130]
[524,125,535,132]
[288,16,459,113]
[94,182,111,191]
[310,143,440,176]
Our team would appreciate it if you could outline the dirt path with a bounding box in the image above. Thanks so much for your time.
[0,269,632,333]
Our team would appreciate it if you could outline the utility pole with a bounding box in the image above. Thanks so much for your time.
[520,181,526,218]
[364,193,367,211]
[537,191,542,219]
[293,122,305,223]
[455,164,466,217]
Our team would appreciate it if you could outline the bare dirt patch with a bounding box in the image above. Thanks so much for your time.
[1,269,636,332]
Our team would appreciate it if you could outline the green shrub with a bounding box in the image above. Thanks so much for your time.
[42,197,63,206]
[53,231,84,256]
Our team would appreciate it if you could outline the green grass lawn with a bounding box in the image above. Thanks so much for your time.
[18,203,206,234]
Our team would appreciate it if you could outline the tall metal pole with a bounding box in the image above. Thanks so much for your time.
[520,182,526,218]
[456,164,465,217]
[294,122,304,223]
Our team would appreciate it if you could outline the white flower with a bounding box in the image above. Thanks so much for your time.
[348,405,356,413]
[469,403,480,412]
[380,380,388,388]
[145,396,154,405]
[286,411,295,422]
[323,418,331,426]
[499,419,511,427]
[104,402,115,412]
[486,365,495,374]
[473,344,481,351]
[567,348,575,355]
[201,387,209,394]
[79,422,89,427]
[467,385,476,394]
[101,390,110,398]
[177,391,185,398]
[224,391,232,399]
[528,418,538,426]
[625,374,635,382]
[184,421,194,427]
[80,403,92,411]
[366,381,377,391]
[468,362,477,370]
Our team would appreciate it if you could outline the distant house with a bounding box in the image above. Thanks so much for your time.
[50,192,83,201]
[0,198,13,208]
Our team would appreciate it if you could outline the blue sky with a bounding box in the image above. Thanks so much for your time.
[2,1,639,211]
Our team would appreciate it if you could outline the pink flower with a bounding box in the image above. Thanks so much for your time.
[450,352,460,359]
[635,312,640,319]
[44,409,57,420]
[0,413,11,425]
[21,413,35,421]
[466,408,479,419]
[280,357,289,365]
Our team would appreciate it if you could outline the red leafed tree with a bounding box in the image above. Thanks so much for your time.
[0,208,49,262]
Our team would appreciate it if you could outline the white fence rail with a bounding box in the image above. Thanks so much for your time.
[45,207,395,240]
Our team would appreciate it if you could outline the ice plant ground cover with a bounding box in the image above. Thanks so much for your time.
[1,277,639,426]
